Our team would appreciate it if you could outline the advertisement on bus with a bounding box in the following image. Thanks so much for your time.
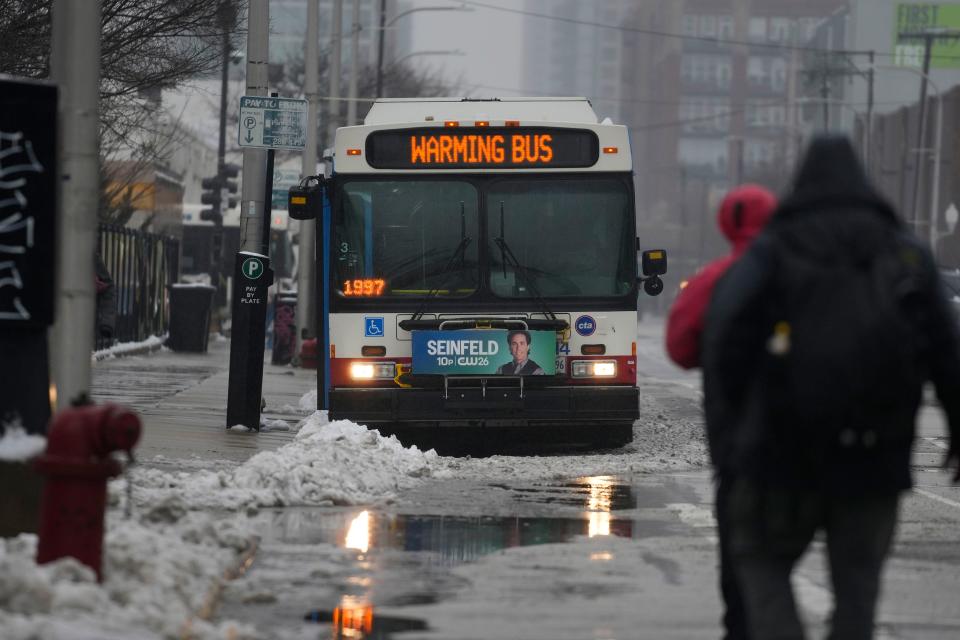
[411,329,557,375]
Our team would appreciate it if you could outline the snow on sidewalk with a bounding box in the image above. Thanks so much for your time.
[0,383,706,639]
[0,516,259,640]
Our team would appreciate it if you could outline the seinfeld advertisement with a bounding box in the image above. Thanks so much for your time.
[412,329,556,375]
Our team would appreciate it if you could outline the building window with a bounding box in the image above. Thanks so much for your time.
[700,15,718,37]
[682,14,698,36]
[719,16,734,40]
[770,18,791,43]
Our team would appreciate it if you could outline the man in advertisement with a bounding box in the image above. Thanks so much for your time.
[496,330,546,375]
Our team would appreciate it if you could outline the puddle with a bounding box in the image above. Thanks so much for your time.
[254,475,677,564]
[230,474,697,637]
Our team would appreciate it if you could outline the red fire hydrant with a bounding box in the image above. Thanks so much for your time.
[33,403,141,581]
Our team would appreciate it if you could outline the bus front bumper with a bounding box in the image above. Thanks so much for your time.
[329,385,639,429]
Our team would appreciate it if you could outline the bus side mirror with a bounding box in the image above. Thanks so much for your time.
[288,177,324,220]
[641,249,667,276]
[639,249,667,297]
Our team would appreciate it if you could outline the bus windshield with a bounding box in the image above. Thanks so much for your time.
[336,180,480,297]
[487,177,634,298]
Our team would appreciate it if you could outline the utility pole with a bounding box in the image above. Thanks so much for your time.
[226,0,271,430]
[728,0,749,187]
[865,50,875,175]
[376,0,387,98]
[239,0,270,252]
[211,0,236,312]
[327,0,344,145]
[898,29,960,231]
[49,0,101,410]
[296,0,319,358]
[347,0,361,126]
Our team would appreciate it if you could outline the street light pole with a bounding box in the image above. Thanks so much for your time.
[327,0,343,145]
[375,0,387,98]
[239,0,269,253]
[374,5,472,99]
[50,0,101,409]
[389,49,465,68]
[346,0,360,126]
[296,0,319,358]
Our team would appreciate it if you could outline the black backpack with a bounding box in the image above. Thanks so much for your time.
[746,225,927,469]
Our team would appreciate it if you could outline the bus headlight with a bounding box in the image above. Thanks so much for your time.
[350,362,396,380]
[571,360,617,378]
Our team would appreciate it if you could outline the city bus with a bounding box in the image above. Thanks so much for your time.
[292,97,666,450]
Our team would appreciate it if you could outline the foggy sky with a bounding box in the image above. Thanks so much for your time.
[406,0,524,97]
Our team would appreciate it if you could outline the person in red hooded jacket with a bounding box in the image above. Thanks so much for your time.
[667,185,777,369]
[665,184,776,640]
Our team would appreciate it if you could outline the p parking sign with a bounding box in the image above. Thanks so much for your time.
[242,257,264,280]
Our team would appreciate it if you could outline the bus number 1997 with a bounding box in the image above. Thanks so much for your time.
[343,279,386,296]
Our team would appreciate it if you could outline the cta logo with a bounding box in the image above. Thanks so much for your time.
[574,315,596,337]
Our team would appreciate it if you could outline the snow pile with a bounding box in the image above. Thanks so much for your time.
[259,419,291,432]
[0,417,46,461]
[92,335,165,362]
[0,516,258,640]
[130,414,446,510]
[298,389,318,411]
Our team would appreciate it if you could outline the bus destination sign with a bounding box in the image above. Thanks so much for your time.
[366,127,599,169]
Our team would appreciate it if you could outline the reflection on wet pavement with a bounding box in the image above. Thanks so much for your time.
[305,596,428,639]
[229,475,692,639]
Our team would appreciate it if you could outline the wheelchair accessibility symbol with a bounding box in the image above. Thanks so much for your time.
[364,316,385,337]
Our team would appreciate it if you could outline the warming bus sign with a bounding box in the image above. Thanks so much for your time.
[893,3,960,69]
[238,96,307,149]
[412,329,556,376]
[366,127,599,170]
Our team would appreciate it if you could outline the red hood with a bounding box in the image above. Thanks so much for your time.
[717,184,777,254]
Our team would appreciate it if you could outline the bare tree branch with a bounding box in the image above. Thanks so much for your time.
[0,0,243,224]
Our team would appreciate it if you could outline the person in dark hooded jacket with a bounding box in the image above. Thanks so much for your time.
[703,135,960,640]
[665,183,776,640]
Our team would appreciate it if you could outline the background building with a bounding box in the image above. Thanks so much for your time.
[522,0,636,123]
[625,0,849,281]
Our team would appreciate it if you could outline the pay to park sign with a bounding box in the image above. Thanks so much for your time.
[238,96,307,150]
[412,330,557,376]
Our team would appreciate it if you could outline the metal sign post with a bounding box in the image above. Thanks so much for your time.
[226,95,305,430]
[226,252,274,429]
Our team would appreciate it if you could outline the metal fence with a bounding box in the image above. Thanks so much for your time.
[96,224,180,351]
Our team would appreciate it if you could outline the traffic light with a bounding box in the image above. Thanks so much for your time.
[200,175,222,225]
[221,163,240,211]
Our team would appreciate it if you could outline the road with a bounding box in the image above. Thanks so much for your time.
[85,321,960,640]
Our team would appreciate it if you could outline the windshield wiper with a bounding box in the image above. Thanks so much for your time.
[411,202,471,322]
[494,201,557,322]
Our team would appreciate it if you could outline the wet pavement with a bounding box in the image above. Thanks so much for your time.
[88,323,960,639]
[217,462,960,640]
[217,472,724,640]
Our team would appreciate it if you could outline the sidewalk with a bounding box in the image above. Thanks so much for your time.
[91,338,318,465]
